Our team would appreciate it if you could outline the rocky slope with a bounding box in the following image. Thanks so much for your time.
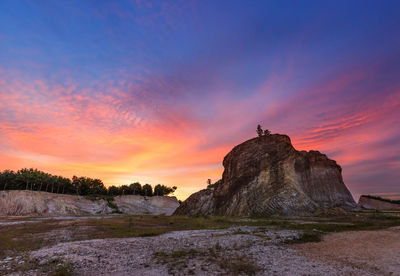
[175,134,356,216]
[113,194,180,215]
[0,190,179,216]
[358,195,400,210]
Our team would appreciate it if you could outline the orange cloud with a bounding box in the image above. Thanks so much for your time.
[0,60,399,200]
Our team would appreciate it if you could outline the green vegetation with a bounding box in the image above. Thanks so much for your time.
[0,215,234,259]
[207,179,221,189]
[6,257,75,276]
[286,231,322,244]
[154,249,204,275]
[218,255,260,275]
[248,213,400,244]
[257,124,263,137]
[256,124,271,137]
[1,212,399,260]
[107,198,122,213]
[49,263,74,276]
[0,168,176,197]
[0,212,400,274]
[154,248,202,261]
[154,243,259,275]
[362,194,400,205]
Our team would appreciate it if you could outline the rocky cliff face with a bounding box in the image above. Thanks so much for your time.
[0,190,179,216]
[175,134,356,216]
[358,196,400,210]
[113,195,180,215]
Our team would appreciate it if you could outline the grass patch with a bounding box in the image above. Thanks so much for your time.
[106,199,122,214]
[154,249,202,261]
[154,248,259,275]
[49,262,74,276]
[286,231,322,244]
[0,215,236,259]
[154,249,204,275]
[218,255,260,276]
[232,228,250,235]
[246,212,400,243]
[0,220,62,258]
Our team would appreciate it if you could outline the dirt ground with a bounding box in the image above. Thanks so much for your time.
[1,215,400,275]
[24,227,399,275]
[293,226,400,275]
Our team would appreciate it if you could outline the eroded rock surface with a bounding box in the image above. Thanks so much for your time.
[175,134,356,216]
[358,195,400,210]
[0,190,179,216]
[114,195,179,215]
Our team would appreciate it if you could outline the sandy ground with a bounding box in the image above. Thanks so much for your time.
[293,226,400,276]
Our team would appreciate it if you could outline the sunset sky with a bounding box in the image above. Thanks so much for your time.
[0,1,399,200]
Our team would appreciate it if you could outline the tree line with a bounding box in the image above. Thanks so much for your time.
[0,168,177,197]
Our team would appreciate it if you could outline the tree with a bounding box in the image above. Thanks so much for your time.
[154,184,177,196]
[207,179,221,189]
[71,176,107,195]
[108,185,122,196]
[257,124,263,137]
[0,168,180,197]
[120,185,131,195]
[129,182,142,195]
[15,168,36,190]
[264,129,271,136]
[141,184,153,197]
[0,170,16,190]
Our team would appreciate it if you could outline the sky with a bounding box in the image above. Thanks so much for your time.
[0,0,399,200]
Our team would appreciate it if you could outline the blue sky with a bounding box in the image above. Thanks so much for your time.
[0,0,399,199]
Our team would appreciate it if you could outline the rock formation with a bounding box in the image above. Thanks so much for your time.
[113,194,180,215]
[175,134,356,216]
[0,190,179,216]
[358,195,400,210]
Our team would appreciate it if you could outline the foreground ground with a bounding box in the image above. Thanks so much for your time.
[0,210,399,275]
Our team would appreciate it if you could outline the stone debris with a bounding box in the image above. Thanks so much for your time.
[25,227,371,276]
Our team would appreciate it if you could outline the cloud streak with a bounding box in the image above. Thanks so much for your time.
[0,1,399,199]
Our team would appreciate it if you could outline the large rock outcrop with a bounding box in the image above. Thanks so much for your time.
[0,190,179,216]
[175,134,356,216]
[358,195,400,210]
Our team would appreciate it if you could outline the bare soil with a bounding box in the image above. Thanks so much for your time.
[293,226,400,275]
[1,214,400,275]
[28,226,371,276]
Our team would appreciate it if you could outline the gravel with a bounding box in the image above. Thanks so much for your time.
[23,226,374,275]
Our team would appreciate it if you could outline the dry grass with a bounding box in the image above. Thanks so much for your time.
[49,262,74,276]
[154,244,259,275]
[218,255,260,275]
[0,215,235,258]
[1,211,400,258]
